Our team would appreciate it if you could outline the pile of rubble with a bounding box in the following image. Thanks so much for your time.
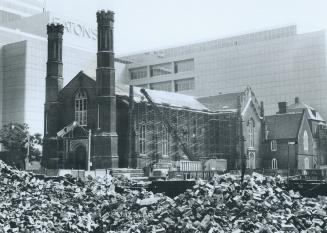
[1,159,327,232]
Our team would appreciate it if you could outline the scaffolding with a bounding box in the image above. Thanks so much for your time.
[132,100,240,167]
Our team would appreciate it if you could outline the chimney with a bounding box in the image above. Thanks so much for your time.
[278,102,287,114]
[43,23,64,168]
[295,97,299,104]
[44,23,64,138]
[260,101,264,118]
[93,10,118,168]
[46,23,64,102]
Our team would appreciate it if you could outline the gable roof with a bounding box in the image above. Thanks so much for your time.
[197,92,242,112]
[287,102,325,122]
[116,84,208,111]
[61,71,208,111]
[59,71,96,94]
[265,112,304,140]
[196,86,263,119]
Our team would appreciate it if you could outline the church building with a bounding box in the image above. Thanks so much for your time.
[42,10,265,170]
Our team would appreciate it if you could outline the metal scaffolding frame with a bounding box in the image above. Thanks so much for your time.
[132,101,240,166]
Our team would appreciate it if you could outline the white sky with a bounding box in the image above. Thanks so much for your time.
[47,0,327,56]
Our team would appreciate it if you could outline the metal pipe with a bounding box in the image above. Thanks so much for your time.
[287,143,290,182]
[88,129,91,171]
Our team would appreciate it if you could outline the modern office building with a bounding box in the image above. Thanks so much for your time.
[117,25,327,119]
[0,2,106,134]
[0,0,44,23]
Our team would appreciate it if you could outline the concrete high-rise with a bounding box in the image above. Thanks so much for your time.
[0,0,43,23]
[117,25,327,119]
[0,2,101,134]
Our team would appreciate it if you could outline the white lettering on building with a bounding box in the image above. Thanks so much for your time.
[52,17,97,40]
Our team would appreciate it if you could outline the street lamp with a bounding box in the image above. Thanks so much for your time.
[11,124,30,170]
[73,121,92,171]
[287,141,297,182]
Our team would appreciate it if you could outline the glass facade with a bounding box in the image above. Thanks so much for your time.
[174,78,195,92]
[130,66,147,80]
[150,81,172,92]
[174,59,194,73]
[150,62,173,77]
[119,25,327,119]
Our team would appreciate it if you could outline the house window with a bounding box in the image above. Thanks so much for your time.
[272,158,278,169]
[271,140,277,151]
[303,130,309,151]
[162,126,169,157]
[139,124,146,155]
[75,91,87,126]
[248,119,254,147]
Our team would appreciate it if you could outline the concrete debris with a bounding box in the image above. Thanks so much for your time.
[1,160,327,232]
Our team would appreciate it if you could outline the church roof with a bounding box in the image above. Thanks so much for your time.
[197,92,242,112]
[115,84,208,111]
[61,71,208,111]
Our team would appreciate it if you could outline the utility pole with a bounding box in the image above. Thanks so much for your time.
[88,129,92,171]
[287,141,296,182]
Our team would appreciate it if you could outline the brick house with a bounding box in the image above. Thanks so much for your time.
[264,103,317,170]
[287,97,327,165]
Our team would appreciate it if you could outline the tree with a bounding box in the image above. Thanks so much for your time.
[0,123,43,161]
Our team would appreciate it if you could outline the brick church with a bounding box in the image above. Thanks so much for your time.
[42,10,266,170]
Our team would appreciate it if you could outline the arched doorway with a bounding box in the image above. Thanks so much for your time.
[304,157,310,170]
[67,139,88,170]
[247,152,256,169]
[73,145,87,170]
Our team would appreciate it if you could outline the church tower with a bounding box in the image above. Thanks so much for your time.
[43,23,64,168]
[92,10,118,168]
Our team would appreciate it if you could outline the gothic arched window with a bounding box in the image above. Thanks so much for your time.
[248,119,255,148]
[272,158,278,169]
[303,130,309,151]
[75,91,87,126]
[139,123,146,155]
[162,126,169,157]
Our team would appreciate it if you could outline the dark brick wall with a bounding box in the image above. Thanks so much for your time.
[43,73,128,169]
[117,99,129,167]
[59,72,98,131]
[263,139,297,169]
[263,113,316,169]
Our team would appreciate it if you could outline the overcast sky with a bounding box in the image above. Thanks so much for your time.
[47,0,327,56]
